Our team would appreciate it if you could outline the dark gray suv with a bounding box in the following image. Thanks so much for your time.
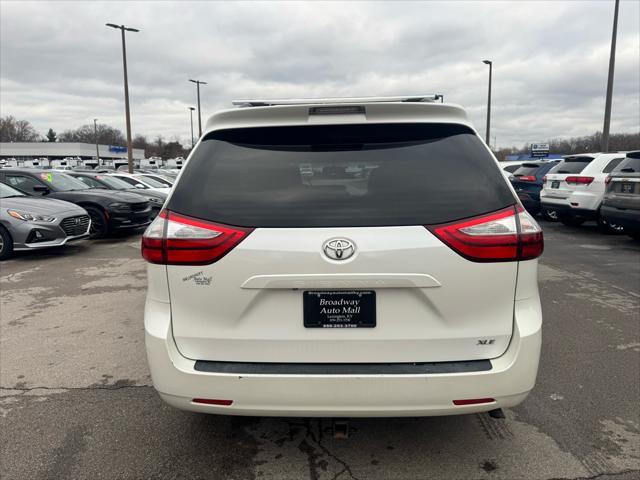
[601,151,640,240]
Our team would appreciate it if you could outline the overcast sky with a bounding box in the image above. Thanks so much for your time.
[1,0,639,148]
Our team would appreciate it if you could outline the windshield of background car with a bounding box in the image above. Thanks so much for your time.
[549,157,593,174]
[142,175,172,186]
[95,175,133,190]
[39,172,89,191]
[0,182,26,198]
[134,175,166,188]
[613,157,640,173]
[167,123,516,227]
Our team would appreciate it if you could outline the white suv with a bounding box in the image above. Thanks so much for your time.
[142,96,543,417]
[540,153,627,231]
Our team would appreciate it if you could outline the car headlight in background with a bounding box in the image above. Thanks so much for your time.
[7,210,56,222]
[108,202,132,212]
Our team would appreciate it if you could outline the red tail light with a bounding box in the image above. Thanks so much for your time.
[141,210,253,265]
[516,175,536,182]
[427,206,543,262]
[605,175,612,185]
[565,176,594,185]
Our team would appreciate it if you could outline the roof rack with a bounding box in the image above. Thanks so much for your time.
[232,94,444,107]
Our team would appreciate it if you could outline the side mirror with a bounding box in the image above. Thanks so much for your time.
[135,183,146,189]
[33,185,50,195]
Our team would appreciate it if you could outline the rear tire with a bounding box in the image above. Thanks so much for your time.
[86,206,110,239]
[628,230,640,241]
[542,208,559,222]
[559,214,585,227]
[597,214,625,234]
[0,225,14,261]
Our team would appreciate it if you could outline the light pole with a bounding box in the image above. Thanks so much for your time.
[189,79,207,138]
[106,23,139,173]
[188,107,195,148]
[482,60,492,147]
[94,119,100,166]
[602,0,620,153]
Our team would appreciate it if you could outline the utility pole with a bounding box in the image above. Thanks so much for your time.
[188,107,195,148]
[94,119,100,166]
[482,60,493,146]
[601,0,620,153]
[189,79,207,137]
[106,23,139,173]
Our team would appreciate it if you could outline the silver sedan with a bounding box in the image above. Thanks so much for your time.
[0,182,91,260]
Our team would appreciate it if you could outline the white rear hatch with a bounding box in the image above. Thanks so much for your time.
[144,106,541,364]
[542,156,594,203]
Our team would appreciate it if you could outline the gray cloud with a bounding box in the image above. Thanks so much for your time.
[1,0,638,148]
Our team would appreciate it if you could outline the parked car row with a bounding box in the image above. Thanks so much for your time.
[510,151,640,239]
[0,168,172,260]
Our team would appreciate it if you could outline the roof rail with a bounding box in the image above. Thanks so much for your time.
[232,94,444,107]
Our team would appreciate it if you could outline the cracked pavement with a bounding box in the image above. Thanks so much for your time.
[0,222,639,479]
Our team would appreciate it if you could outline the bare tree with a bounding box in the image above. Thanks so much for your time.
[58,123,126,145]
[0,116,41,142]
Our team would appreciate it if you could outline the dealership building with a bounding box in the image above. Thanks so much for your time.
[0,142,146,168]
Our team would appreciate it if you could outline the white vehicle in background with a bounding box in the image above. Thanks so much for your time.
[51,157,80,169]
[142,95,544,418]
[165,157,184,169]
[540,153,627,232]
[109,173,171,194]
[141,157,162,169]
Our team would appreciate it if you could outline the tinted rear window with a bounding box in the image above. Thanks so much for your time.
[613,157,640,173]
[168,124,515,227]
[513,164,541,176]
[549,157,593,174]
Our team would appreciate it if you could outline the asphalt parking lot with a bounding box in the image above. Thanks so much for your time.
[1,220,639,480]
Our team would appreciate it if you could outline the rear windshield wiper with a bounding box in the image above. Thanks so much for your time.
[620,168,636,173]
[557,170,571,173]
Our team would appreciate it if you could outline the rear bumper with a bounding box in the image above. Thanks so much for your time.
[600,205,640,230]
[540,202,598,219]
[145,296,542,417]
[540,190,601,213]
[108,210,152,230]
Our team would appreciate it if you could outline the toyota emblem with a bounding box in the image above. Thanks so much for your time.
[323,238,355,261]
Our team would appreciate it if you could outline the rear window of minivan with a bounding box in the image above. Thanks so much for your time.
[168,123,515,227]
[549,157,593,174]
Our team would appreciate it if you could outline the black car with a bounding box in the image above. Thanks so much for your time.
[509,160,560,219]
[68,172,166,218]
[0,169,151,238]
[601,151,640,240]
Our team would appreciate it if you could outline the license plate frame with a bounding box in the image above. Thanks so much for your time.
[303,290,376,328]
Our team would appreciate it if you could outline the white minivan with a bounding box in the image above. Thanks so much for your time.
[142,96,544,417]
